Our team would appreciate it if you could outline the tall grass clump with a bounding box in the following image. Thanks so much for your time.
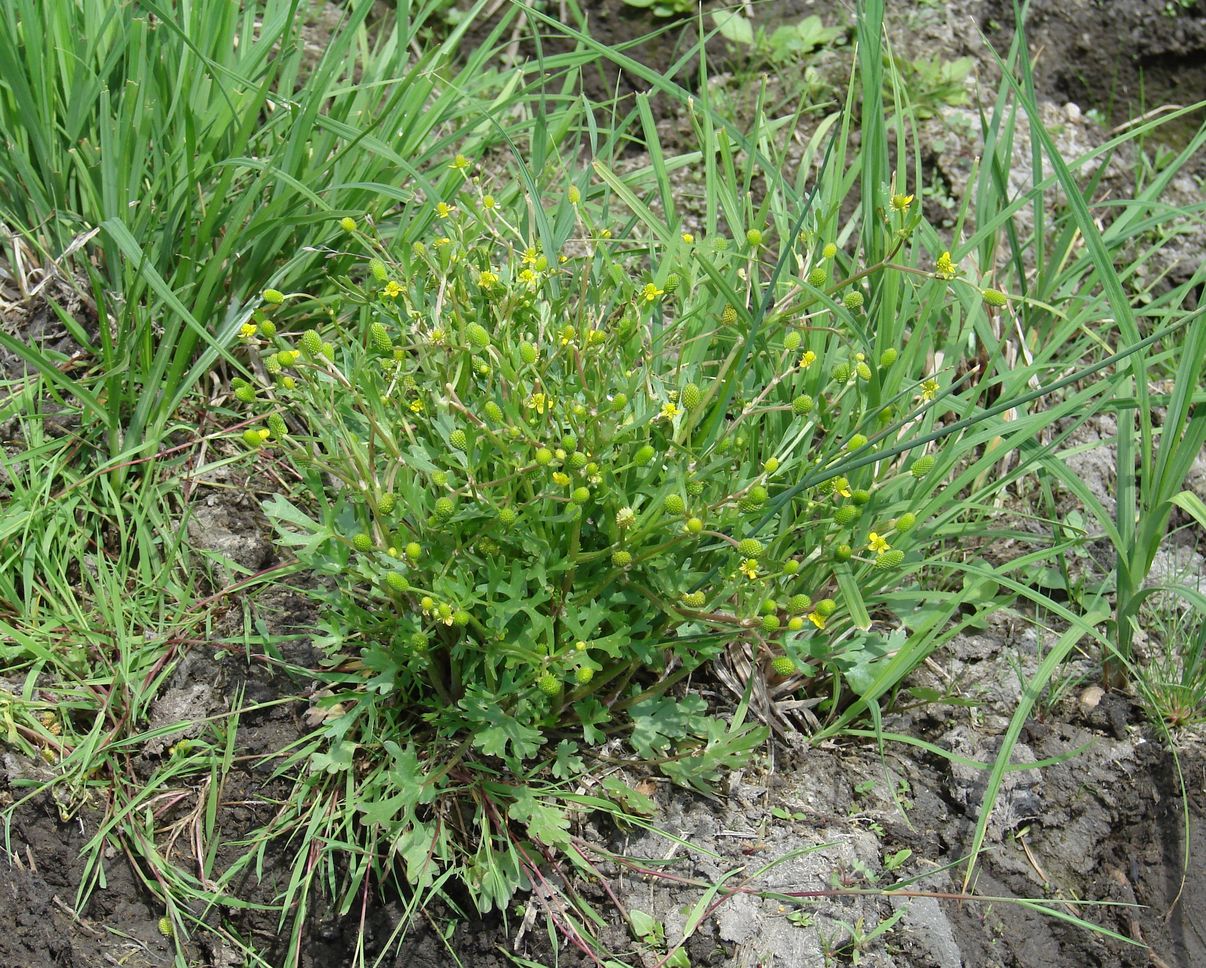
[0,0,534,465]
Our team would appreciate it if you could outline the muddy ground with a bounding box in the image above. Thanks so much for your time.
[2,0,1204,966]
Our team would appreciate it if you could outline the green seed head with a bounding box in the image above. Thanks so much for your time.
[792,394,815,416]
[832,362,851,383]
[378,492,396,514]
[535,447,554,466]
[569,451,588,470]
[681,591,706,609]
[843,291,864,310]
[834,544,853,562]
[611,549,633,568]
[352,533,374,553]
[856,361,873,380]
[369,321,392,354]
[498,507,517,527]
[664,494,686,516]
[234,385,257,404]
[575,666,595,685]
[761,614,781,633]
[262,288,284,305]
[787,616,805,631]
[782,559,800,575]
[982,288,1008,307]
[770,656,796,677]
[369,259,388,281]
[681,383,702,410]
[242,428,264,448]
[787,594,812,614]
[571,486,591,505]
[300,329,323,356]
[434,496,455,520]
[686,516,704,534]
[384,571,409,593]
[635,444,656,465]
[763,457,780,474]
[264,354,282,376]
[784,331,802,352]
[760,598,778,615]
[450,429,468,450]
[484,401,504,423]
[746,228,763,247]
[405,542,422,561]
[851,489,871,506]
[616,507,636,529]
[911,455,936,478]
[816,598,837,617]
[467,322,490,349]
[876,549,906,569]
[895,512,917,532]
[720,304,738,326]
[259,320,277,338]
[267,413,287,439]
[807,266,828,287]
[879,348,898,367]
[611,393,628,411]
[519,341,538,364]
[737,538,763,558]
[847,434,868,451]
[834,505,861,526]
[537,673,562,697]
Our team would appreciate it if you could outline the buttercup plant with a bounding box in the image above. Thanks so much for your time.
[232,161,953,913]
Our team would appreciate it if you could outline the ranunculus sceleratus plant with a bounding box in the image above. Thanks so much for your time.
[231,174,950,910]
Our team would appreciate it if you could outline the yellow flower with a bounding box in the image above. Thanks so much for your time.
[522,246,540,266]
[568,185,581,205]
[479,270,499,289]
[799,350,817,369]
[935,251,958,280]
[600,228,612,239]
[867,532,890,554]
[920,378,940,402]
[433,236,451,248]
[891,193,914,212]
[526,392,550,414]
[518,268,538,288]
[681,232,694,244]
[836,477,852,498]
[552,471,571,487]
[436,202,455,219]
[409,398,424,414]
[449,154,471,171]
[383,280,403,299]
[483,194,496,210]
[660,401,681,420]
[740,559,759,581]
[808,611,827,629]
[239,322,258,339]
[642,282,664,303]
